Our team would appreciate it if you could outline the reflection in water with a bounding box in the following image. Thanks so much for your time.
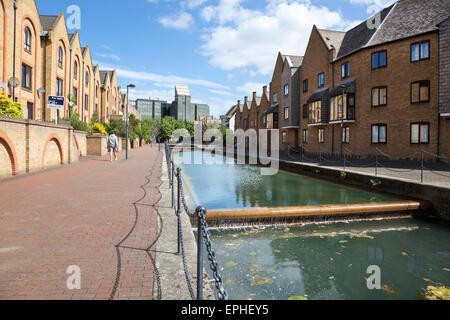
[206,219,450,300]
[181,151,400,210]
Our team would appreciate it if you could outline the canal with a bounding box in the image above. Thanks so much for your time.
[178,151,450,300]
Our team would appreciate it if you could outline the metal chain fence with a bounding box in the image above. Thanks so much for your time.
[164,143,228,301]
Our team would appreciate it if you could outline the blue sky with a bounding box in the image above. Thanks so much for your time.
[36,0,396,117]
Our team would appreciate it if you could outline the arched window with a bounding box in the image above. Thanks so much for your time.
[85,71,89,86]
[24,27,31,52]
[58,47,63,68]
[74,61,78,79]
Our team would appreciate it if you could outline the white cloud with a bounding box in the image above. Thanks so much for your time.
[200,0,359,75]
[159,12,194,30]
[184,0,209,9]
[96,53,121,61]
[347,0,397,13]
[237,82,266,96]
[93,60,229,90]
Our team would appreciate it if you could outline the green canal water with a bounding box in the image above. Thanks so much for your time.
[178,151,449,300]
[180,151,401,210]
[208,218,450,300]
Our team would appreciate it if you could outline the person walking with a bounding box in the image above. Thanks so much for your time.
[108,132,119,162]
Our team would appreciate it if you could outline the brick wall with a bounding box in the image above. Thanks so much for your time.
[0,117,84,180]
[439,19,450,114]
[331,32,441,159]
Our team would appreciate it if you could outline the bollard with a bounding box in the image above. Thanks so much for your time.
[196,207,205,301]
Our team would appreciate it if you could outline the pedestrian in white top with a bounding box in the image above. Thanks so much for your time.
[108,132,119,162]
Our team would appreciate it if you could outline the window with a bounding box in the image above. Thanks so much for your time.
[342,127,350,144]
[282,132,287,144]
[318,129,324,144]
[411,41,429,62]
[372,50,387,69]
[318,73,325,88]
[302,130,308,144]
[73,88,78,103]
[85,94,89,111]
[273,93,277,103]
[85,71,89,86]
[330,94,355,121]
[303,80,308,92]
[56,78,64,96]
[21,63,32,90]
[24,27,31,52]
[74,61,78,80]
[372,124,387,144]
[411,123,429,144]
[302,104,308,119]
[284,107,289,120]
[372,87,388,107]
[341,62,350,79]
[284,84,289,96]
[411,81,430,103]
[58,47,63,68]
[308,101,322,124]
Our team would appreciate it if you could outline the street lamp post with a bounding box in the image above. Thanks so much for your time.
[126,84,136,160]
[12,2,18,102]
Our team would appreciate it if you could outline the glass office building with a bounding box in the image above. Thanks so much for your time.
[135,85,210,122]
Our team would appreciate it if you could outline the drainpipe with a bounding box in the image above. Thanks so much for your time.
[12,2,17,101]
[81,60,85,121]
[41,31,49,121]
[437,28,441,159]
[69,48,72,118]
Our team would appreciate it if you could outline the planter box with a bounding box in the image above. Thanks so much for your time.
[86,134,107,156]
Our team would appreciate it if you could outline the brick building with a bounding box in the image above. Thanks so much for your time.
[0,0,126,124]
[234,0,450,160]
[439,16,450,157]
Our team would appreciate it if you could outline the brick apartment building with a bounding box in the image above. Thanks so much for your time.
[0,0,124,123]
[233,0,450,160]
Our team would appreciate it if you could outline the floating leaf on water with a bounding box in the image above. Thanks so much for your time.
[350,233,374,240]
[401,252,409,257]
[225,241,241,247]
[274,250,281,254]
[242,233,249,236]
[251,277,274,286]
[348,264,353,268]
[423,278,434,283]
[443,268,450,272]
[381,285,395,296]
[329,276,335,280]
[226,261,238,267]
[339,240,348,244]
[423,286,450,300]
[336,252,342,256]
[288,296,308,301]
[330,258,335,261]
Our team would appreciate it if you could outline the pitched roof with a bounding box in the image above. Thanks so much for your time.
[68,33,75,42]
[285,55,304,69]
[336,0,450,61]
[99,70,113,84]
[369,0,450,47]
[336,4,395,60]
[40,15,58,31]
[317,29,346,53]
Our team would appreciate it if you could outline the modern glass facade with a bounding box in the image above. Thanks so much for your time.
[135,85,210,122]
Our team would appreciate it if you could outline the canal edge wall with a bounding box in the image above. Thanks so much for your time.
[191,145,450,221]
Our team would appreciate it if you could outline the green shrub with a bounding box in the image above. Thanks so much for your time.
[69,113,89,132]
[0,92,23,119]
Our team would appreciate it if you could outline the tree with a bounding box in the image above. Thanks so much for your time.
[159,116,177,141]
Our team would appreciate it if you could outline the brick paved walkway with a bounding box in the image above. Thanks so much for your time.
[0,145,163,300]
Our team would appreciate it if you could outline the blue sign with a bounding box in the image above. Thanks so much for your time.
[47,96,65,110]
